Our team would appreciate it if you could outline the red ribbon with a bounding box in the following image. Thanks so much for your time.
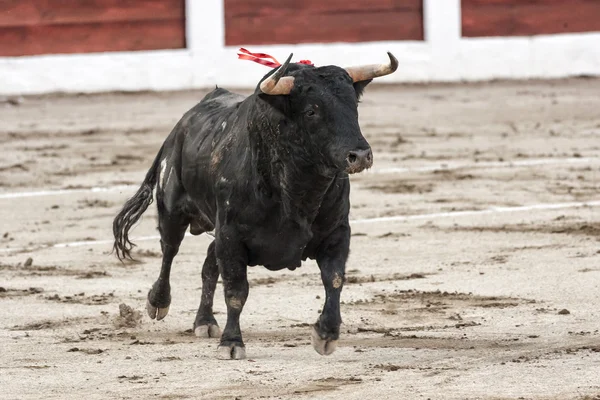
[237,48,313,68]
[237,48,281,68]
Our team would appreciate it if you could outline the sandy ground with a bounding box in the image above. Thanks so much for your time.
[1,78,599,400]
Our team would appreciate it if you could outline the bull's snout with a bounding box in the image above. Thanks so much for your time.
[346,148,373,174]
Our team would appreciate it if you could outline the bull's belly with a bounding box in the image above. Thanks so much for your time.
[247,243,305,271]
[246,228,313,271]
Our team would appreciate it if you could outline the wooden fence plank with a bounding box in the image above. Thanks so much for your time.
[225,0,422,17]
[0,20,185,56]
[462,0,600,37]
[225,0,424,45]
[0,0,184,27]
[463,0,567,5]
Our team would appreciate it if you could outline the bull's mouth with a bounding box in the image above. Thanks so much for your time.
[345,163,372,174]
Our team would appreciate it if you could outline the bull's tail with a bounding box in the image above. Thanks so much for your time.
[112,144,164,261]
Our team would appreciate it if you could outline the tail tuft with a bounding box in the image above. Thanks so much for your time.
[113,144,164,261]
[112,183,154,261]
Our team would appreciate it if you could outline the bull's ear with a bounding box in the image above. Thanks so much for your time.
[353,79,372,100]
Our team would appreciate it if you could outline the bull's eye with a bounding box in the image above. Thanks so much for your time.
[305,109,316,118]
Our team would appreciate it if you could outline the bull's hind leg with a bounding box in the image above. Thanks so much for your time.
[193,241,222,338]
[146,208,189,320]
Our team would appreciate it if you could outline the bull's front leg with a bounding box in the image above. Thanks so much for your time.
[215,232,249,360]
[312,223,350,356]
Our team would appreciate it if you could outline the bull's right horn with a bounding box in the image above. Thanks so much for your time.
[344,52,399,82]
[260,53,295,95]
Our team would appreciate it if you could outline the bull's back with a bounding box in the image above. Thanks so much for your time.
[185,88,246,141]
[179,88,246,204]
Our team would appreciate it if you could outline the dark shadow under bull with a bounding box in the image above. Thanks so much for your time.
[112,53,398,359]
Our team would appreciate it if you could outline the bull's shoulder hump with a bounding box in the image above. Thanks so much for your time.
[200,88,246,108]
[178,89,245,129]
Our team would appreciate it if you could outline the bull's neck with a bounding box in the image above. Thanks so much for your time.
[277,157,334,221]
[247,106,333,221]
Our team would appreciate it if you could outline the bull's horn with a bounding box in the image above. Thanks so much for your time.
[344,52,398,82]
[259,53,295,95]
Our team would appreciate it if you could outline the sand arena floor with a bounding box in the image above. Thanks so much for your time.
[1,78,599,399]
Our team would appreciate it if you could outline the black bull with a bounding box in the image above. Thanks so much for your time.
[113,53,398,359]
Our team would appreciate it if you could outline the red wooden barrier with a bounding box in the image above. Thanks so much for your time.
[224,0,424,45]
[0,0,185,57]
[462,0,600,37]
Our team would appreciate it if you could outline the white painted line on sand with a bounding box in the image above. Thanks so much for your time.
[371,157,598,174]
[352,200,600,224]
[1,200,598,254]
[0,185,133,200]
[0,157,597,200]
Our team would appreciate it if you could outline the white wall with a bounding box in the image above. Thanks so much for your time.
[1,0,599,95]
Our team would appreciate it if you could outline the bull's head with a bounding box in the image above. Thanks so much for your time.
[257,53,398,175]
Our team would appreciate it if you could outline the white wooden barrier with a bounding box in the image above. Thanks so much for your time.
[1,0,598,95]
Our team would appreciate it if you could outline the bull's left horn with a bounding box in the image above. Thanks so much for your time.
[260,53,295,95]
[344,52,398,82]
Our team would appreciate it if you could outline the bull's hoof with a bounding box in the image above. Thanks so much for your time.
[146,299,169,321]
[146,284,171,321]
[194,323,222,338]
[216,342,246,360]
[311,326,338,356]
